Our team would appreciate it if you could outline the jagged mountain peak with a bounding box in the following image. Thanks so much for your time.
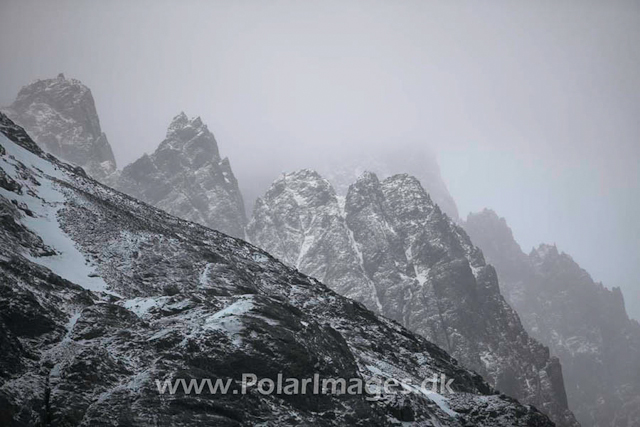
[3,74,116,181]
[465,209,640,427]
[166,111,207,138]
[312,145,460,221]
[167,111,189,133]
[267,169,337,208]
[12,74,95,123]
[465,209,528,267]
[468,208,501,221]
[0,112,557,426]
[280,168,328,183]
[161,112,217,159]
[466,209,512,234]
[114,113,245,238]
[530,243,560,259]
[381,173,435,210]
[353,169,379,183]
[249,169,580,427]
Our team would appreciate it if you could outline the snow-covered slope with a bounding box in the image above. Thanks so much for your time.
[247,170,579,427]
[3,73,117,181]
[112,112,246,238]
[0,113,556,426]
[466,209,640,427]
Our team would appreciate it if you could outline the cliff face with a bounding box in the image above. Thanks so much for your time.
[247,170,579,427]
[466,209,640,427]
[0,112,556,426]
[113,112,246,238]
[3,73,117,181]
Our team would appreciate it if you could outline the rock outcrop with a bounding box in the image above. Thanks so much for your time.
[113,112,246,238]
[3,73,117,180]
[317,145,460,221]
[247,169,579,427]
[466,208,640,427]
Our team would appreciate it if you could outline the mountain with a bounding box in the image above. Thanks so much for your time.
[4,76,247,239]
[465,209,640,427]
[0,112,559,426]
[316,145,460,221]
[111,112,246,238]
[3,73,117,181]
[247,169,579,427]
[242,144,460,221]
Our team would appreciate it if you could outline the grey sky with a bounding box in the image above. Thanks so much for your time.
[1,0,639,318]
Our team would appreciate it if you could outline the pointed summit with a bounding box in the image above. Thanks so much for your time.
[115,114,246,238]
[191,116,203,128]
[530,243,560,260]
[2,74,116,181]
[166,111,189,136]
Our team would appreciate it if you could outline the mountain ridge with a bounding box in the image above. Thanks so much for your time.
[247,168,579,427]
[465,208,640,427]
[0,111,557,426]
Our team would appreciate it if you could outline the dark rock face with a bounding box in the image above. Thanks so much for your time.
[247,170,579,427]
[0,113,556,426]
[3,73,117,180]
[113,112,246,238]
[465,209,640,427]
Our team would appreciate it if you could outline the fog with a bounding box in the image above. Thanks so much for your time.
[1,0,639,318]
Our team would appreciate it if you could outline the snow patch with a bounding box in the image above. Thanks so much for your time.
[0,134,111,294]
[252,253,269,263]
[123,297,167,317]
[204,296,255,345]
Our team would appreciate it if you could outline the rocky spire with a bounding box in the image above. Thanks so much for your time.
[114,113,245,238]
[2,74,117,180]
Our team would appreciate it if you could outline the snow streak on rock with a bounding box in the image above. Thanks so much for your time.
[248,169,579,427]
[0,113,557,426]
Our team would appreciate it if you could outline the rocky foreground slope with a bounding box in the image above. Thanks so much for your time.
[0,113,558,426]
[247,170,579,427]
[465,209,640,427]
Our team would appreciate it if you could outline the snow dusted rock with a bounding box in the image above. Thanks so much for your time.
[3,73,117,181]
[246,170,381,312]
[113,112,246,238]
[316,145,460,221]
[0,113,557,426]
[466,209,640,427]
[248,170,579,427]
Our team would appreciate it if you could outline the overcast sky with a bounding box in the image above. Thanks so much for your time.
[1,0,639,319]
